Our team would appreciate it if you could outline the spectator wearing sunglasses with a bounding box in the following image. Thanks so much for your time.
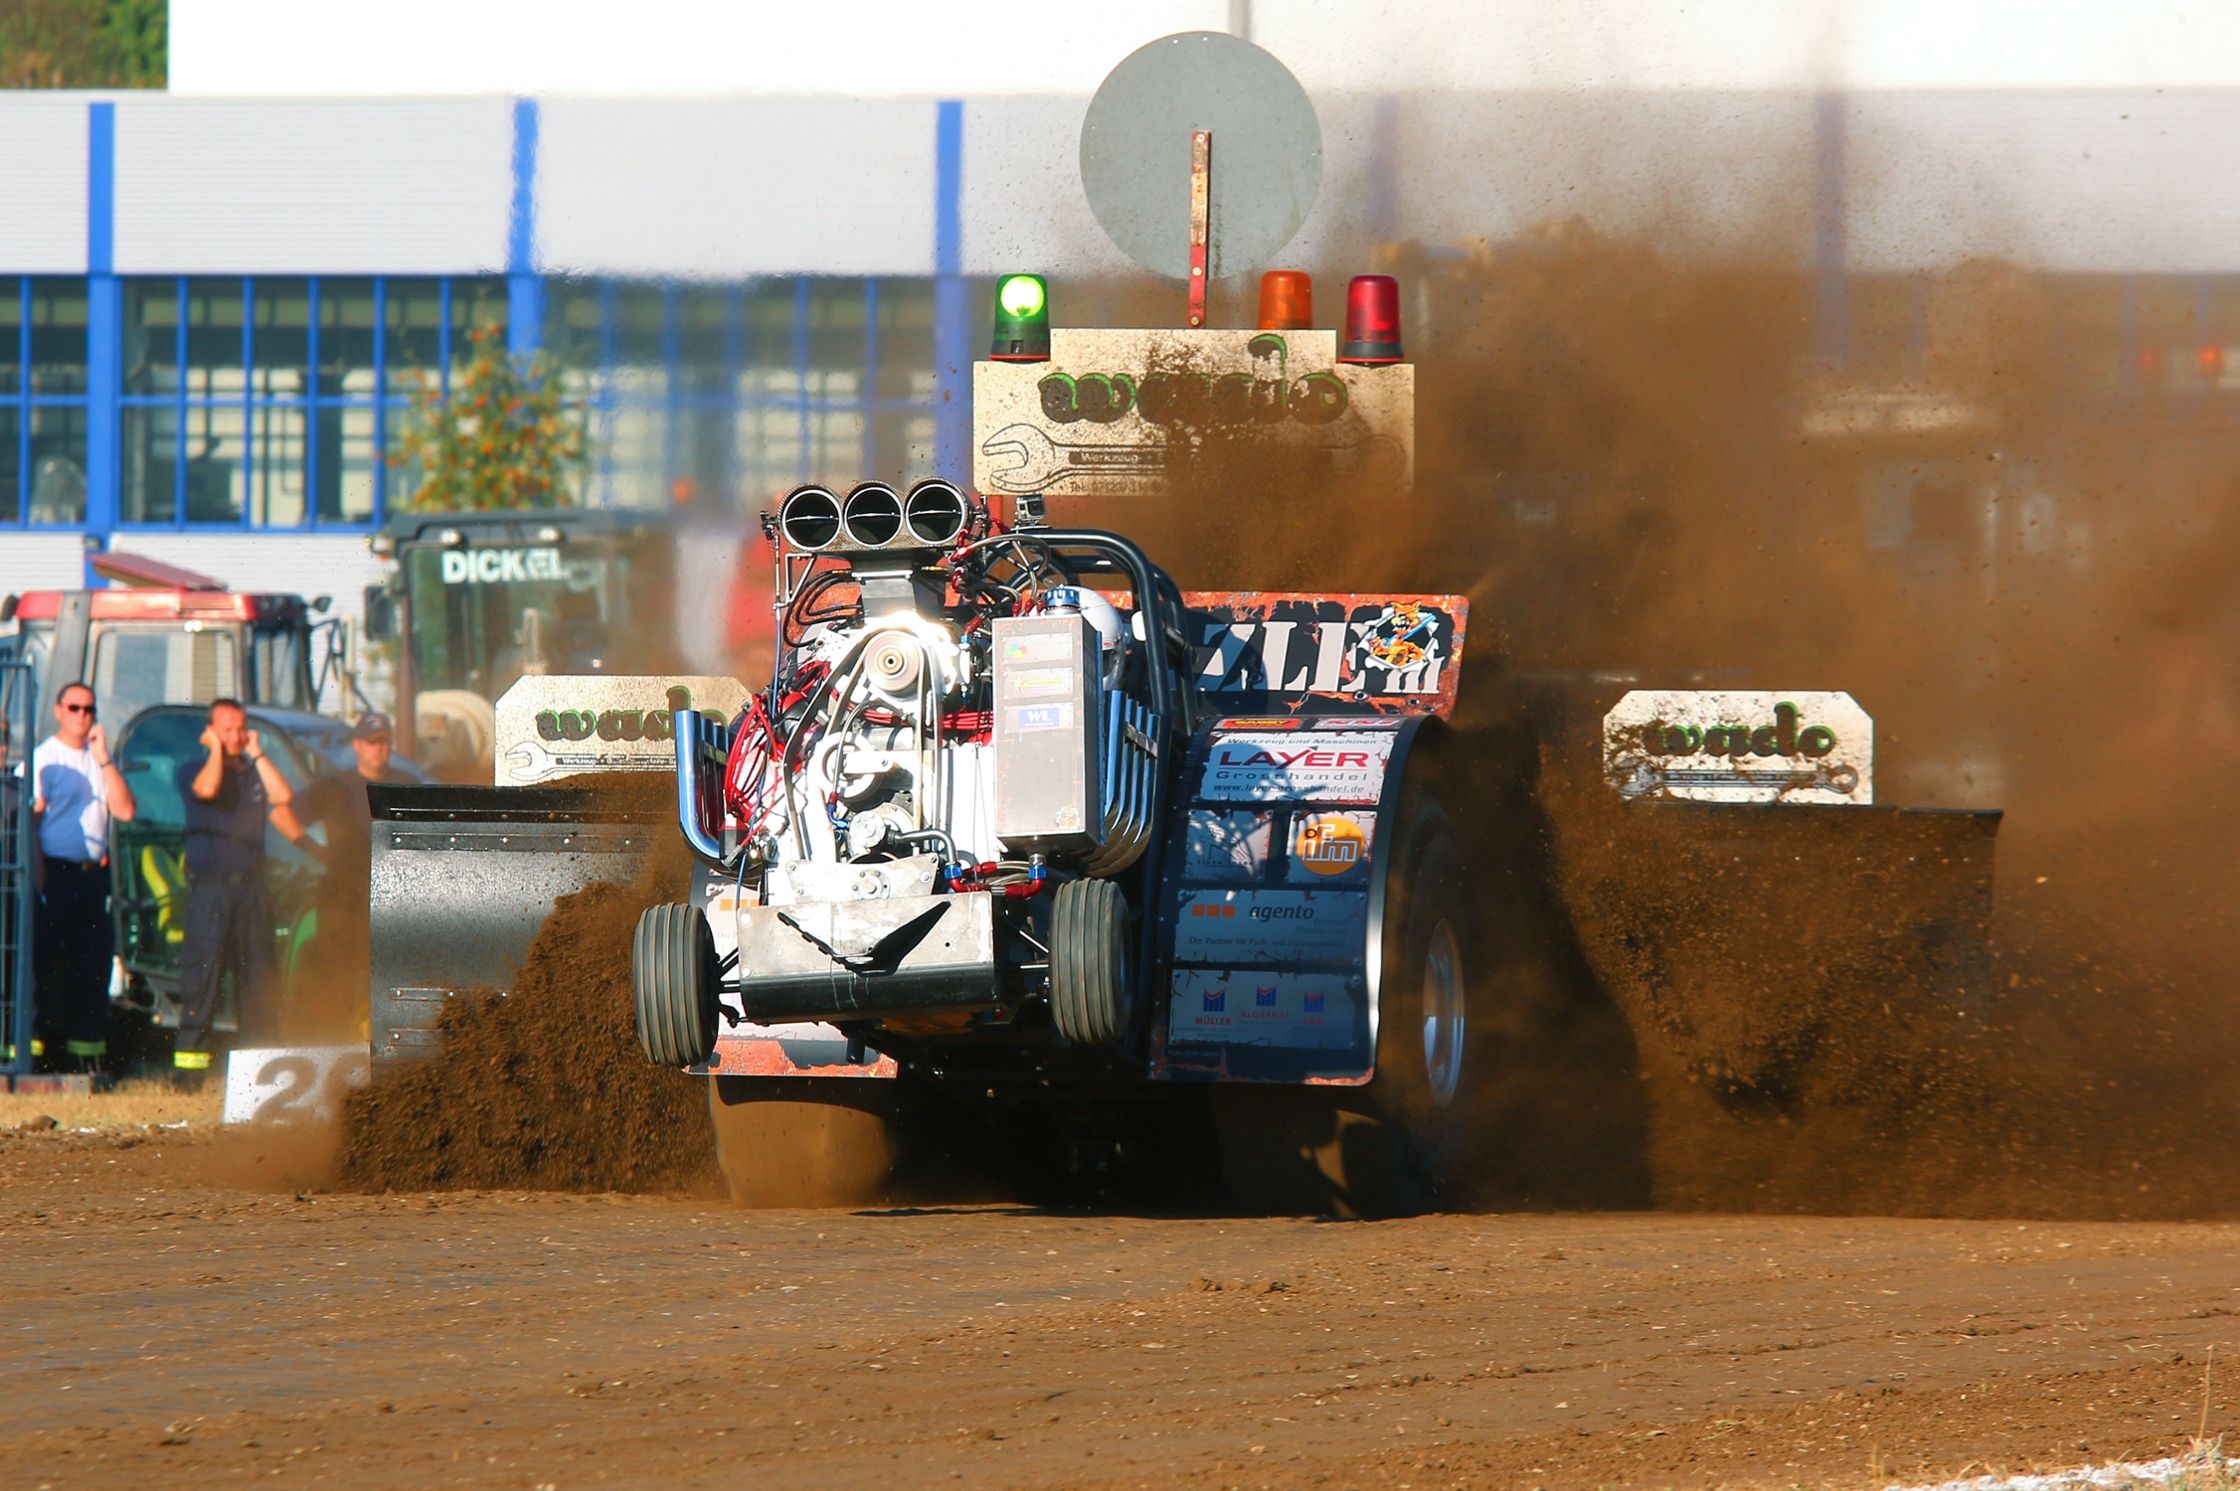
[30,682,137,1075]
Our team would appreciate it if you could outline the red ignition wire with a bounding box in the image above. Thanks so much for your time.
[723,660,829,835]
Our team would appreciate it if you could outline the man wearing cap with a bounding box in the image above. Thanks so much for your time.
[30,682,136,1074]
[297,714,410,1030]
[174,698,297,1086]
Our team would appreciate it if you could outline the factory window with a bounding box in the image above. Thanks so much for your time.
[542,276,937,511]
[119,275,506,529]
[0,278,93,526]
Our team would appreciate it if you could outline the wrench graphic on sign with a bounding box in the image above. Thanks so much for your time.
[981,423,1407,494]
[980,424,1165,493]
[502,737,668,785]
[1608,757,1861,798]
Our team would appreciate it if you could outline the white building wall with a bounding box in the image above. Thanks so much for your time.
[1847,89,2240,274]
[0,96,93,273]
[104,533,386,612]
[961,96,1135,281]
[1391,90,1819,261]
[0,88,2232,279]
[112,98,515,274]
[537,98,937,278]
[0,534,93,595]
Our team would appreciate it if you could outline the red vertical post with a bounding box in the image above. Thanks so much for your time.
[1188,130,1211,328]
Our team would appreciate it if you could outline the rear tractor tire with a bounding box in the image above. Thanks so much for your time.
[1360,818,1476,1211]
[633,903,720,1068]
[1213,796,1482,1219]
[1050,877,1130,1046]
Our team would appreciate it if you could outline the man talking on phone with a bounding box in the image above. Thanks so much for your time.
[172,698,299,1088]
[30,682,136,1075]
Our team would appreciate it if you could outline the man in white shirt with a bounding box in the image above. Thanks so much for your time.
[31,682,136,1074]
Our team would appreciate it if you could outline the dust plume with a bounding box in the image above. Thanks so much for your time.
[1131,202,2240,1215]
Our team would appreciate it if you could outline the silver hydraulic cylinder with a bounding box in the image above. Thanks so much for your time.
[991,612,1103,856]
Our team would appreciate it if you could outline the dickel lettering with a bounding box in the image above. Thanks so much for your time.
[440,546,563,585]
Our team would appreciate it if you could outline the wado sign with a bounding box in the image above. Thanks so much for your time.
[974,328,1413,501]
[494,675,751,786]
[1602,691,1874,805]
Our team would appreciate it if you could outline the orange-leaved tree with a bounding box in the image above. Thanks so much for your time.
[390,322,588,512]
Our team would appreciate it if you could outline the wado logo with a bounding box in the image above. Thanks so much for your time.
[1294,815,1366,876]
[1036,335,1351,429]
[440,546,566,585]
[1633,701,1839,760]
[535,685,728,744]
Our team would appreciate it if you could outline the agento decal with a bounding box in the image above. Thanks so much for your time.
[1172,889,1367,964]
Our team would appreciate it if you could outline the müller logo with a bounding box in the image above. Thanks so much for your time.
[1633,701,1838,760]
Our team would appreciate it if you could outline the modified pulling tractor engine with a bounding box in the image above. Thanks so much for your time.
[640,482,1177,1056]
[632,462,1479,1209]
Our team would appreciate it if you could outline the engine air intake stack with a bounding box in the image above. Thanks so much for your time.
[779,486,843,551]
[841,483,905,548]
[904,479,969,546]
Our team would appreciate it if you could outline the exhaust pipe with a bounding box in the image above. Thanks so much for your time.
[904,479,969,546]
[779,486,842,551]
[841,483,904,548]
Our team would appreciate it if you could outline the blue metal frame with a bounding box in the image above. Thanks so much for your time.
[12,279,27,521]
[0,644,34,1077]
[83,102,118,574]
[506,98,544,363]
[3,278,98,533]
[932,99,970,481]
[106,273,506,532]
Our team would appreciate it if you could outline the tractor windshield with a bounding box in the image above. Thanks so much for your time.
[402,543,624,701]
[248,621,315,712]
[89,623,241,740]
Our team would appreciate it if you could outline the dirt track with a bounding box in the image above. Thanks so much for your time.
[5,1126,2236,1491]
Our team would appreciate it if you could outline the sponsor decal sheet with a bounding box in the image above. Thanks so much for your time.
[1159,718,1402,1082]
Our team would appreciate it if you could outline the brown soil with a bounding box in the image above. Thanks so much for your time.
[6,1128,2238,1491]
[335,788,719,1195]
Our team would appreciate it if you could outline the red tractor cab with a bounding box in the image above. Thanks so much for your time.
[1,552,344,746]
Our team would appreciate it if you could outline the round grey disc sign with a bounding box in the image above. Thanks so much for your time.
[1080,31,1323,281]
